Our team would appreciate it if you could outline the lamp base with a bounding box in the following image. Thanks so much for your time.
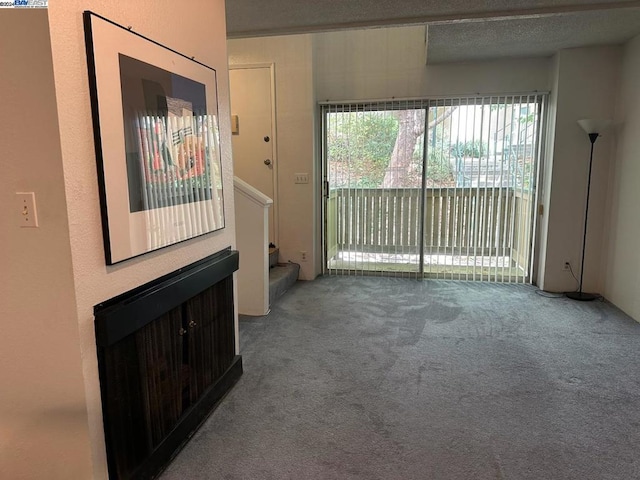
[565,291,600,301]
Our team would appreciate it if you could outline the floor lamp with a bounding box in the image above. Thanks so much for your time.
[566,118,611,301]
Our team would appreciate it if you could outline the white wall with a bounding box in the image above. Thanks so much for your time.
[228,35,317,280]
[315,26,551,101]
[0,0,235,480]
[603,34,640,319]
[315,26,428,101]
[424,58,552,98]
[0,10,93,479]
[538,46,620,293]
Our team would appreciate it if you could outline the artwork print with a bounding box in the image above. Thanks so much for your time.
[84,12,225,264]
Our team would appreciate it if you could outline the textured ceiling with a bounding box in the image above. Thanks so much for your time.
[226,0,640,37]
[225,0,640,63]
[427,8,640,63]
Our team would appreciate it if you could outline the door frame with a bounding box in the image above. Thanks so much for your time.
[529,94,548,286]
[229,63,280,246]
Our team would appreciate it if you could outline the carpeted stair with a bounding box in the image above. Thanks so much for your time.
[268,247,299,308]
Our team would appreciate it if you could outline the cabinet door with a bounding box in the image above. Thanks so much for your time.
[135,306,184,448]
[101,334,151,479]
[101,306,184,478]
[185,276,235,403]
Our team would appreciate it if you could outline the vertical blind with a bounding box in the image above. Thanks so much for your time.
[322,94,546,283]
[135,113,223,250]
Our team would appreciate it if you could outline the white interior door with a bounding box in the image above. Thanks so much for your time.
[229,66,276,244]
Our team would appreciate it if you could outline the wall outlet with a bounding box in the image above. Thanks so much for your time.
[563,260,571,271]
[301,251,307,262]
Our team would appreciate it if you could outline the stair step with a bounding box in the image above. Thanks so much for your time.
[269,247,279,269]
[269,263,299,307]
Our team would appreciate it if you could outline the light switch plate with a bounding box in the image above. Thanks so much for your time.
[16,192,38,228]
[231,114,239,134]
[295,173,309,184]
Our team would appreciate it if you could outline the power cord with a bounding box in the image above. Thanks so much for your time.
[535,263,605,301]
[534,262,579,298]
[566,263,580,292]
[565,263,604,300]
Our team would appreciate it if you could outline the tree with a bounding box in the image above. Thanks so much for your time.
[381,107,456,188]
[380,109,424,187]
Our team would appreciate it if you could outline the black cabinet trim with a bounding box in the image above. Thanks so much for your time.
[95,248,239,346]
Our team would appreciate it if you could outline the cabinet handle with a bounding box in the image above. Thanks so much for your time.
[189,320,197,328]
[178,327,187,336]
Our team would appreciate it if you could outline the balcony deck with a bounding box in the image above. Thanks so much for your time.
[326,187,534,282]
[328,251,525,280]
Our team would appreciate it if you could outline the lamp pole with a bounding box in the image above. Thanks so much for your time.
[567,119,611,301]
[567,133,599,300]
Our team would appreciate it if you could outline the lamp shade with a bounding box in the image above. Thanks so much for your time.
[577,118,612,135]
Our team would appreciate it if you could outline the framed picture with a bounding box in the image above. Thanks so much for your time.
[84,11,225,265]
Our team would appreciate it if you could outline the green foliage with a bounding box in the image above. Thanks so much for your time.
[327,108,455,188]
[413,136,454,185]
[327,112,398,187]
[426,148,454,184]
[519,112,536,124]
[450,140,487,158]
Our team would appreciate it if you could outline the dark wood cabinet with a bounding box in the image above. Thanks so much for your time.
[95,249,241,480]
[185,279,235,403]
[138,306,184,449]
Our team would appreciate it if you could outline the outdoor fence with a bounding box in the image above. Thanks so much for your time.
[327,187,533,272]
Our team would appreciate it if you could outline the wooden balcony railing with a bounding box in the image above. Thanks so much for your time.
[327,187,534,271]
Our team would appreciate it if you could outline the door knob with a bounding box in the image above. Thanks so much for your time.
[264,159,272,166]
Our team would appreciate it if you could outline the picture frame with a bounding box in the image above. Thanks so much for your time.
[83,11,225,265]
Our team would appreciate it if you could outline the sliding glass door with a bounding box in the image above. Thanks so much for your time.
[322,95,546,282]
